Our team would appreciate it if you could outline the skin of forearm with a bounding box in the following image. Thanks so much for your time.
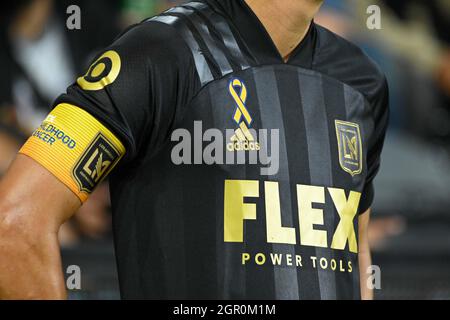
[0,224,66,300]
[358,246,373,300]
[358,209,373,300]
[0,156,81,300]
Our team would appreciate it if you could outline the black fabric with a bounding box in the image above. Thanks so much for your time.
[54,0,389,299]
[56,21,201,160]
[55,0,122,73]
[312,25,390,213]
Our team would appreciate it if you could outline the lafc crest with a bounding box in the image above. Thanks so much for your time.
[73,133,121,193]
[335,120,362,176]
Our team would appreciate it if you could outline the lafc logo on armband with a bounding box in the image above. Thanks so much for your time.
[72,133,121,193]
[335,120,363,176]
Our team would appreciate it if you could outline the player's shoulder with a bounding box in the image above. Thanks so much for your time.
[313,24,387,104]
[113,2,212,58]
[111,18,192,64]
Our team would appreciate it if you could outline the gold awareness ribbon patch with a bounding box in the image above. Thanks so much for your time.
[229,78,253,125]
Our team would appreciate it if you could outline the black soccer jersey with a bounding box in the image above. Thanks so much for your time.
[25,0,389,299]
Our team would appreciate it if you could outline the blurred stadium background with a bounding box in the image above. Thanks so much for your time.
[1,0,449,300]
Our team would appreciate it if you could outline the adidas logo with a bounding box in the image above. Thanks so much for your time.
[227,122,261,152]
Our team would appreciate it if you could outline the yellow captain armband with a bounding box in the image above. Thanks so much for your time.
[19,103,126,203]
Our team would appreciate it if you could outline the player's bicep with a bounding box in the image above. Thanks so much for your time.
[19,103,126,203]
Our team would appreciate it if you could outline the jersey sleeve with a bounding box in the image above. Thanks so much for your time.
[359,77,390,214]
[19,21,199,202]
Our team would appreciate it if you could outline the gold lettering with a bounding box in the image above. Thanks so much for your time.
[270,253,283,265]
[224,180,259,242]
[296,255,303,267]
[330,259,337,271]
[297,185,328,248]
[242,253,250,265]
[265,181,296,244]
[83,148,98,176]
[286,254,293,266]
[310,256,318,268]
[328,188,361,253]
[255,253,266,265]
[319,257,328,269]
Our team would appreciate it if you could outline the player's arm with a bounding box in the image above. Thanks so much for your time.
[0,155,81,299]
[358,208,372,300]
[0,21,193,299]
[358,75,389,301]
[0,101,126,299]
